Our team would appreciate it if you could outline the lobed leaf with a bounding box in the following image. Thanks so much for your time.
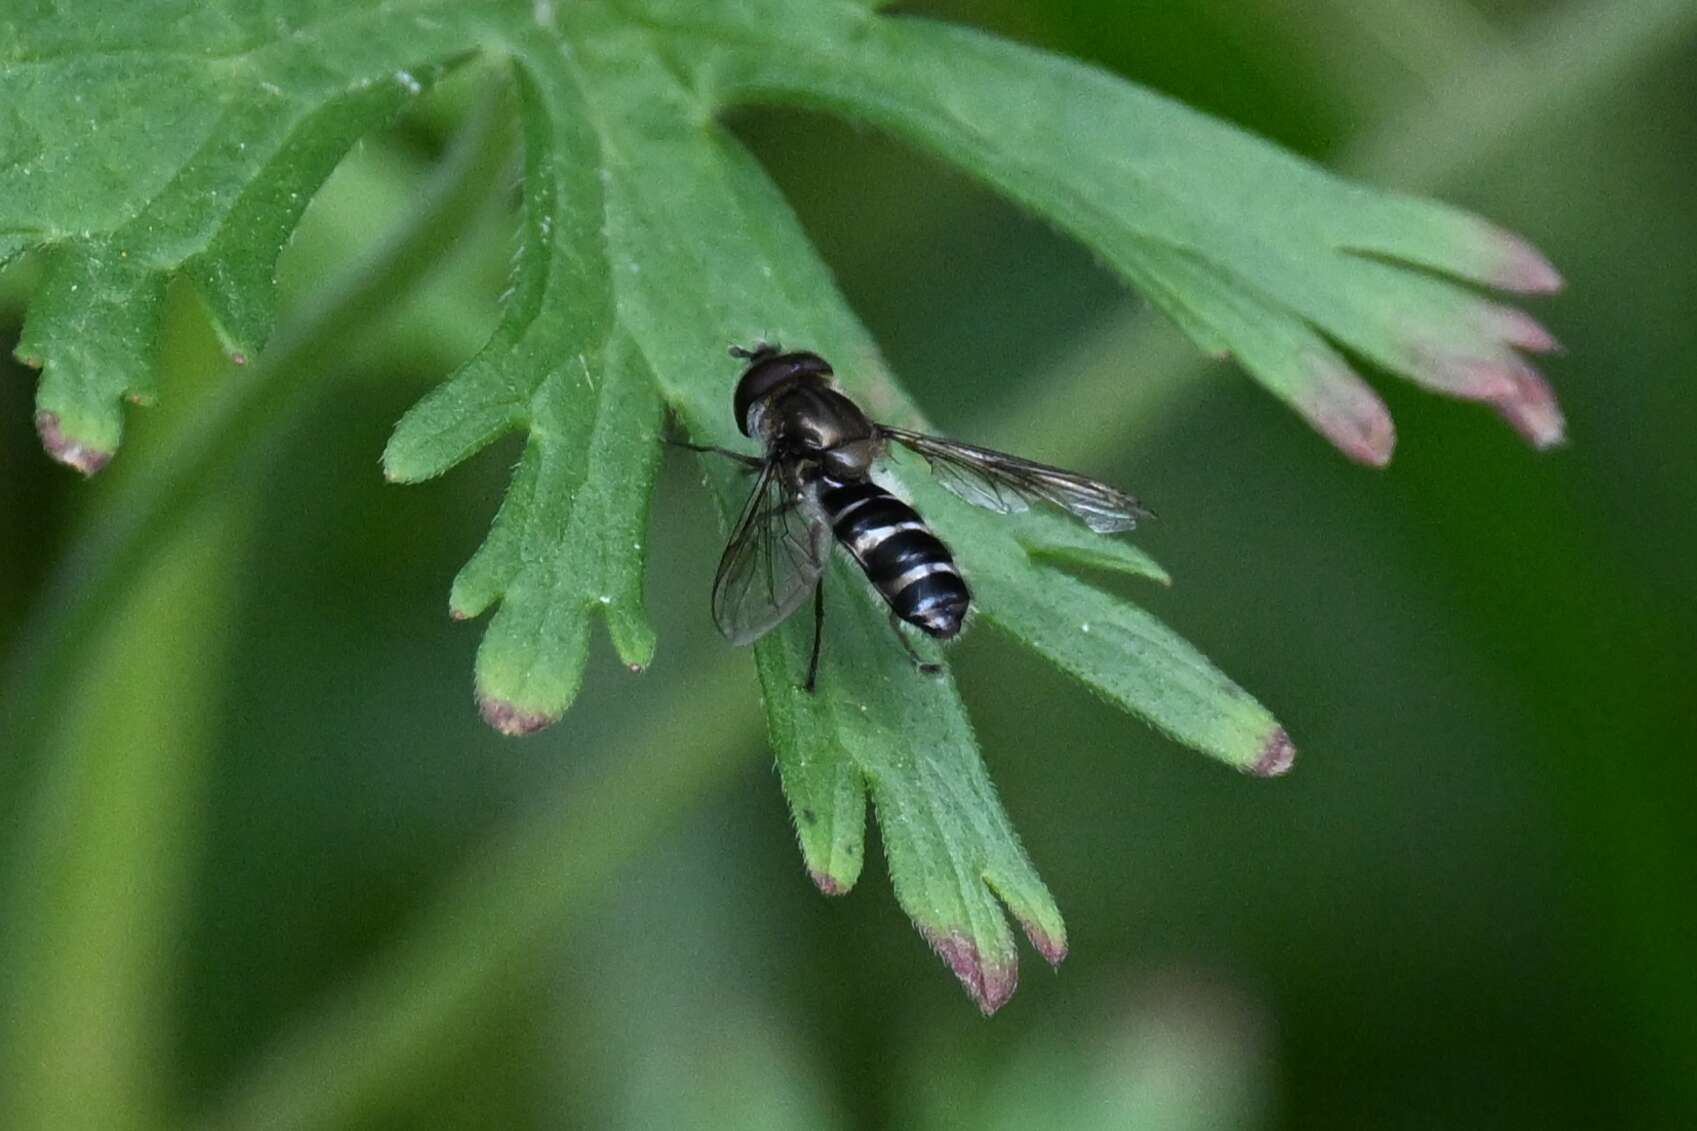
[755,573,1066,1013]
[553,14,1075,1008]
[4,0,1566,1010]
[628,0,1565,463]
[2,3,471,469]
[383,38,660,734]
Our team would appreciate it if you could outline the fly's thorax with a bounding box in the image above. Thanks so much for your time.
[758,382,876,457]
[816,435,877,480]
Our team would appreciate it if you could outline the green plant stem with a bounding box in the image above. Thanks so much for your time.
[0,501,247,1131]
[0,95,511,1131]
[1353,0,1697,182]
[198,661,760,1131]
[1303,0,1508,90]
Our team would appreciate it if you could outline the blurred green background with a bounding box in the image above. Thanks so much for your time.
[4,1,1695,1128]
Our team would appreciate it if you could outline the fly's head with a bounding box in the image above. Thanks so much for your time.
[731,344,834,438]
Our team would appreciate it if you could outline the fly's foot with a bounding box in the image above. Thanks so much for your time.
[888,611,944,676]
[660,437,763,469]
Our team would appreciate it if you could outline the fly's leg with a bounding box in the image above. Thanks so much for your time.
[804,579,825,693]
[661,438,763,470]
[888,610,943,676]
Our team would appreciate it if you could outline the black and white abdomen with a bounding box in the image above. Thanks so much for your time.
[819,480,971,638]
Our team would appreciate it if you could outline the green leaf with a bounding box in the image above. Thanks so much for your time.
[382,42,660,733]
[755,575,1064,1013]
[627,0,1565,462]
[3,0,1565,1010]
[2,3,471,469]
[519,13,1074,1009]
[901,463,1291,776]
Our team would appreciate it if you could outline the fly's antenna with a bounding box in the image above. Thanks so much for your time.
[729,340,781,363]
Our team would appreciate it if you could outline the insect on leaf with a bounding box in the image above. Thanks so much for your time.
[3,0,1562,1013]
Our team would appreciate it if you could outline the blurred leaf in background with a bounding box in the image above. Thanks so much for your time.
[3,0,1697,1129]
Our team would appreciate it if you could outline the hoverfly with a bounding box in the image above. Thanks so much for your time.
[679,343,1151,691]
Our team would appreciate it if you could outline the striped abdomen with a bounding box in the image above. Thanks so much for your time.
[819,479,970,638]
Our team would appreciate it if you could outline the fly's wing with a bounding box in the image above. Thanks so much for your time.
[881,425,1151,534]
[711,461,832,645]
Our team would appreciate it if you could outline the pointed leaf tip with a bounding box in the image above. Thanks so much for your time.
[1421,354,1527,400]
[1249,728,1296,778]
[920,927,1019,1015]
[1415,353,1565,449]
[380,447,435,485]
[1302,359,1396,467]
[1488,306,1562,355]
[1020,919,1068,967]
[1491,369,1567,450]
[35,411,112,476]
[477,696,557,737]
[808,869,847,896]
[1484,227,1564,294]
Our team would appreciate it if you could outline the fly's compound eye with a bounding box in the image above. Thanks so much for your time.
[733,351,834,436]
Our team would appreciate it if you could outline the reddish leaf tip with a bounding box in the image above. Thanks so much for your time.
[1337,415,1396,468]
[1491,369,1567,450]
[1485,229,1564,294]
[626,662,645,674]
[1403,343,1567,448]
[1303,365,1396,468]
[478,696,556,736]
[230,351,249,366]
[1467,358,1535,400]
[1249,728,1296,778]
[19,354,43,369]
[1021,920,1068,967]
[34,411,112,476]
[1489,307,1563,355]
[920,927,1018,1015]
[809,869,846,896]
